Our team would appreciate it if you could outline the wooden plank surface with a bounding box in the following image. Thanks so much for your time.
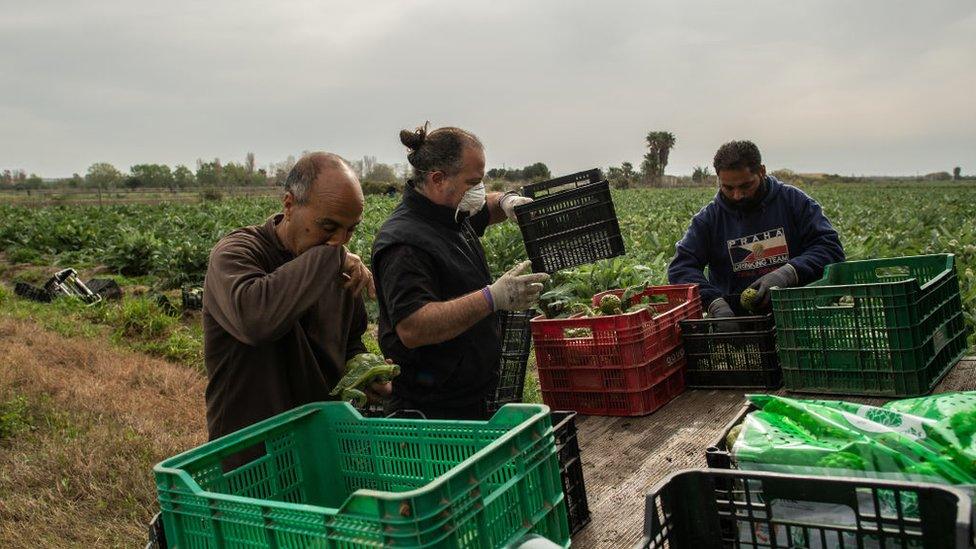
[569,356,976,548]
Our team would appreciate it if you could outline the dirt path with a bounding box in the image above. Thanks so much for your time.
[0,316,207,548]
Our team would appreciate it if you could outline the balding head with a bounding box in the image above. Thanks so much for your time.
[284,152,359,205]
[277,152,365,256]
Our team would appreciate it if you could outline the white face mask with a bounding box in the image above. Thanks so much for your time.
[455,182,486,221]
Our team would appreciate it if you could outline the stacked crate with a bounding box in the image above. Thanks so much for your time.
[531,284,702,416]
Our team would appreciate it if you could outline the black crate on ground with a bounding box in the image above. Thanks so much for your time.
[635,469,973,549]
[147,512,166,549]
[679,315,781,389]
[515,169,625,273]
[552,410,591,535]
[14,281,52,303]
[181,285,203,311]
[703,403,754,470]
[488,310,534,413]
[86,278,123,300]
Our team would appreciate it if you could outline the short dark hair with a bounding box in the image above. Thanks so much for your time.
[713,140,762,174]
[399,122,482,187]
[283,152,350,204]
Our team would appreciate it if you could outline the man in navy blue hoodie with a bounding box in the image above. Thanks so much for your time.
[668,140,844,317]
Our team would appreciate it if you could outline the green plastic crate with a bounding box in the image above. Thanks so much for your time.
[154,402,569,548]
[772,254,969,396]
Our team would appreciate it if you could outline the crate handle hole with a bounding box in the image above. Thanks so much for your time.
[221,442,268,473]
[562,327,593,339]
[815,295,856,309]
[875,265,910,279]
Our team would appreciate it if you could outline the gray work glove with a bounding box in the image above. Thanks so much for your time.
[499,192,533,221]
[707,297,736,318]
[748,263,798,309]
[488,260,549,310]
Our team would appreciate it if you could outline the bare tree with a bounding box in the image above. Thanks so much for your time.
[362,155,377,178]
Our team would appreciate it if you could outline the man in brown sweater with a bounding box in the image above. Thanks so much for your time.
[202,152,384,443]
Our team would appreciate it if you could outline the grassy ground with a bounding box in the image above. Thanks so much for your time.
[0,251,540,547]
[0,314,206,547]
[0,283,203,367]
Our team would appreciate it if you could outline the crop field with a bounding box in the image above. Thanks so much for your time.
[2,182,975,328]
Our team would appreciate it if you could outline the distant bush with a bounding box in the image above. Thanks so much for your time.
[200,188,223,201]
[360,180,401,196]
[924,171,953,181]
[771,169,798,182]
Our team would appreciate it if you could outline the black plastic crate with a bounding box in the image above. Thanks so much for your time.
[635,469,972,549]
[520,168,602,199]
[181,285,203,311]
[14,281,52,303]
[515,170,625,273]
[488,310,534,413]
[679,315,781,389]
[147,512,166,549]
[86,278,123,300]
[552,410,591,535]
[704,403,754,470]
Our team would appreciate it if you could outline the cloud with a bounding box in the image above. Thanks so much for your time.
[1,0,973,176]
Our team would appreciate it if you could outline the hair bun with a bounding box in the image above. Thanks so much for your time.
[399,122,430,151]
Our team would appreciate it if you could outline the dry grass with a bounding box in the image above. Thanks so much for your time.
[0,316,206,548]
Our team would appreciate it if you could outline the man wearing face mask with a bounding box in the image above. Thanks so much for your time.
[668,140,844,317]
[371,123,548,420]
[202,152,387,444]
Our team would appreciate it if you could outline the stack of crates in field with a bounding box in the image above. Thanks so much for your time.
[772,253,969,397]
[153,402,570,548]
[530,284,702,416]
[629,254,972,547]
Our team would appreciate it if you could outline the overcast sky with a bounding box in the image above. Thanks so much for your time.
[2,0,974,178]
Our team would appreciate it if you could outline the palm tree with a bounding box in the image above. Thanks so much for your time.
[642,131,677,183]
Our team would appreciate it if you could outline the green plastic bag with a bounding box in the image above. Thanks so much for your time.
[729,392,976,484]
[727,393,976,548]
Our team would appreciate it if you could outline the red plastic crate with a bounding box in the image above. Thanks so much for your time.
[530,284,702,370]
[537,345,686,392]
[541,359,687,416]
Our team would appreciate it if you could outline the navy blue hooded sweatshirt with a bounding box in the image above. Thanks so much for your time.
[667,176,844,309]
